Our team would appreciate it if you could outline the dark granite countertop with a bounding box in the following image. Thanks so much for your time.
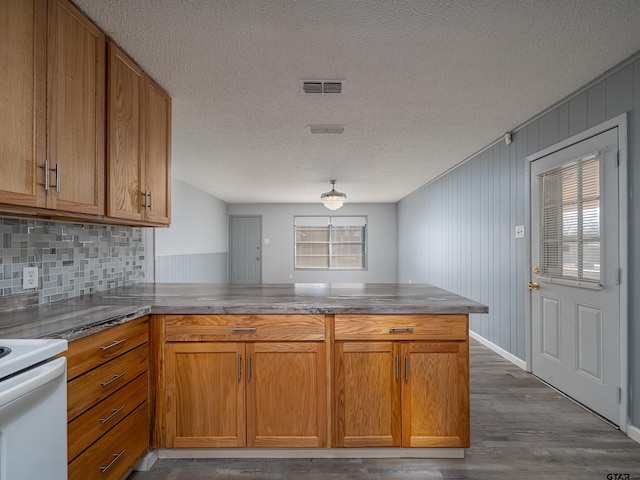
[0,283,488,341]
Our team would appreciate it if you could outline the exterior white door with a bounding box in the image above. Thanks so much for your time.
[230,216,262,284]
[530,127,620,425]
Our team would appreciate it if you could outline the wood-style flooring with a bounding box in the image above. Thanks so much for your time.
[127,340,640,479]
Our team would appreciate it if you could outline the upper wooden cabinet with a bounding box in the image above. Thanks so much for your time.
[1,1,171,225]
[0,0,47,208]
[107,42,171,226]
[47,0,106,215]
[0,0,105,215]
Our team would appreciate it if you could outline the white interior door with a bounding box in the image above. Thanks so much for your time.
[230,216,262,284]
[530,127,620,425]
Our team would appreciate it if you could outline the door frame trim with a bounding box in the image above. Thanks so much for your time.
[228,215,263,284]
[524,113,628,431]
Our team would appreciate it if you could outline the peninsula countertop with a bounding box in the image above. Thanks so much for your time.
[0,283,488,341]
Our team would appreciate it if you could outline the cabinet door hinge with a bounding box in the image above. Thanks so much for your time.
[615,268,622,285]
[616,387,622,405]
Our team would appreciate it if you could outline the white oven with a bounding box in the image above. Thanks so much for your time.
[0,338,68,480]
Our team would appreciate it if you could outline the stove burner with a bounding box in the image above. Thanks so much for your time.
[0,346,11,359]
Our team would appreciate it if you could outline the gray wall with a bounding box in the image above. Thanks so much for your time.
[397,55,640,427]
[155,179,228,283]
[227,203,397,284]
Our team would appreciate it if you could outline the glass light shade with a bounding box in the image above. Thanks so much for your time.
[321,181,347,210]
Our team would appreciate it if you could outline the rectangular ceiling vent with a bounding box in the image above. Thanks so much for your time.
[301,80,345,94]
[310,125,344,134]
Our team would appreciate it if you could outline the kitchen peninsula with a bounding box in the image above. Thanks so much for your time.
[0,283,487,467]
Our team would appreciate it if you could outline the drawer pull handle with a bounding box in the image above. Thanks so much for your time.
[100,372,126,387]
[231,327,257,333]
[389,326,414,333]
[99,405,125,424]
[100,449,126,473]
[100,339,126,351]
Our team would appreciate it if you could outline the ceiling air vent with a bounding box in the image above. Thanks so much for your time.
[310,125,344,134]
[301,80,345,94]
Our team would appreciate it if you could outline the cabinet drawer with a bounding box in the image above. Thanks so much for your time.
[68,402,148,480]
[68,344,148,421]
[67,316,149,380]
[68,373,148,462]
[165,314,325,342]
[334,314,468,341]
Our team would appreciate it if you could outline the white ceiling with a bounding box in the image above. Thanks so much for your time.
[75,0,640,204]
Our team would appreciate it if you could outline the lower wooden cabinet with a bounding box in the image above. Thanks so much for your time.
[68,403,148,480]
[165,341,326,448]
[333,314,470,449]
[401,341,470,447]
[67,317,149,477]
[156,314,470,451]
[334,342,401,447]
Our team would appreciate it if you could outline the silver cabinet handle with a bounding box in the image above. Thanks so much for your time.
[141,191,148,208]
[100,339,126,351]
[40,161,50,191]
[148,191,153,209]
[100,449,126,473]
[54,163,60,192]
[389,327,414,333]
[405,355,409,382]
[248,355,252,382]
[237,354,242,380]
[99,405,125,424]
[100,372,126,387]
[395,354,399,381]
[231,327,257,333]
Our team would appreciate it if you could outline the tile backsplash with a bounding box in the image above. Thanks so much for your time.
[0,217,146,304]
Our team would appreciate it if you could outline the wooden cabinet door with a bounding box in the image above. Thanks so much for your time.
[165,342,246,447]
[143,77,171,225]
[47,0,105,215]
[247,342,326,447]
[401,341,469,447]
[107,42,145,222]
[334,342,401,447]
[0,0,47,208]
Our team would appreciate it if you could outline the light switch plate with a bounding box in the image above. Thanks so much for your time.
[23,266,38,289]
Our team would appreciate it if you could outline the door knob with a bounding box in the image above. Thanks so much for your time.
[528,282,540,290]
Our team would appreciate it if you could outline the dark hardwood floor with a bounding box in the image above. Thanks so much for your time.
[128,340,640,479]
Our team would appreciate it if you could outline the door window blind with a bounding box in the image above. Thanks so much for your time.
[537,153,600,285]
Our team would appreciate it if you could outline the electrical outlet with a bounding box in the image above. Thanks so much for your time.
[23,266,38,289]
[515,225,525,238]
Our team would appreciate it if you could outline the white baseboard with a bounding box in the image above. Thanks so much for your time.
[627,423,640,445]
[134,450,159,471]
[469,330,527,371]
[153,448,464,459]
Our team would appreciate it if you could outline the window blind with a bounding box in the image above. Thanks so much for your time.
[537,153,600,285]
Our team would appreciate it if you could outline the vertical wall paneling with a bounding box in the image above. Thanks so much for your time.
[538,108,560,150]
[397,53,639,428]
[631,59,640,427]
[568,91,589,137]
[588,82,607,128]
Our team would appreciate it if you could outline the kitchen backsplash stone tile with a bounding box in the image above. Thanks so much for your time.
[0,217,146,305]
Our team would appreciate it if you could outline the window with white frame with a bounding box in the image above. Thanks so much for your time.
[537,153,601,284]
[294,216,367,270]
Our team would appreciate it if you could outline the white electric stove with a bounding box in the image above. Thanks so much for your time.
[0,338,68,480]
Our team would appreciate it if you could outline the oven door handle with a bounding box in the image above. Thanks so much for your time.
[0,357,66,409]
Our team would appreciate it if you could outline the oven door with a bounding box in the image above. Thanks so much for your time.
[0,357,67,480]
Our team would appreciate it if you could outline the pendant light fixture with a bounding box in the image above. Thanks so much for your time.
[321,180,347,210]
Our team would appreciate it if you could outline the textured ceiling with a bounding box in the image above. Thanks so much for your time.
[75,0,640,204]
